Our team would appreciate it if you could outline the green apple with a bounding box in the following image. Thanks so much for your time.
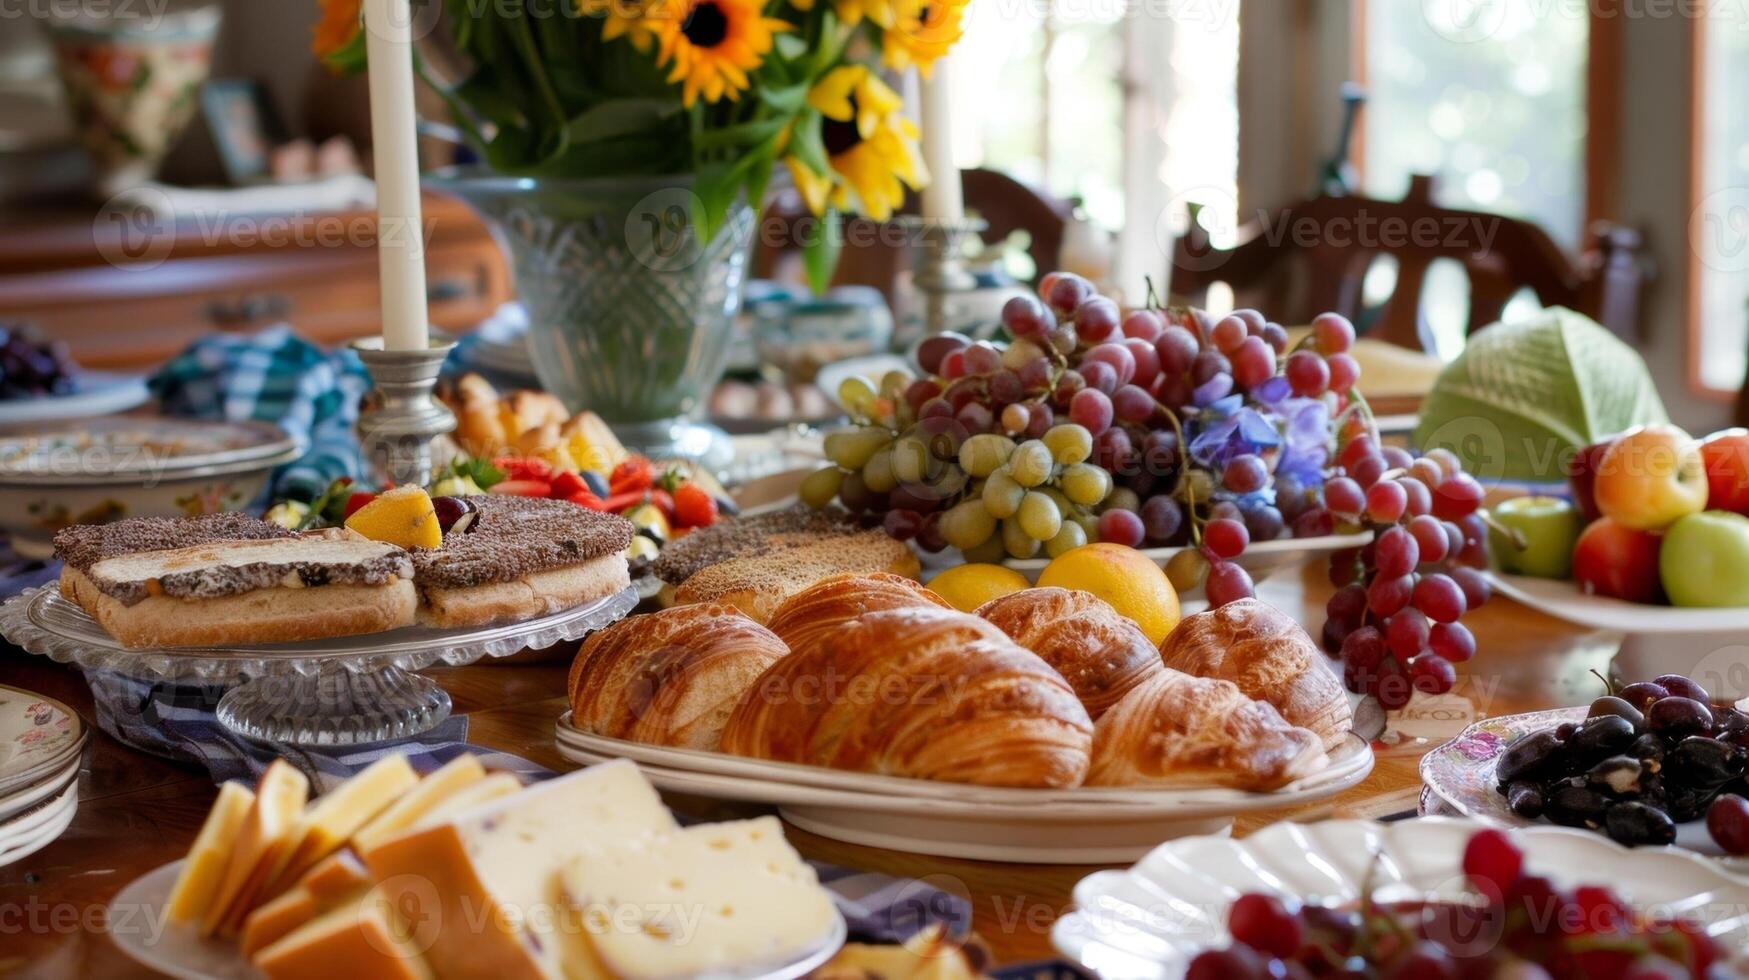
[1661,511,1749,607]
[1489,496,1583,579]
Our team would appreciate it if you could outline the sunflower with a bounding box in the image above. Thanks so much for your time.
[833,0,920,29]
[638,0,791,106]
[311,0,362,65]
[784,65,925,221]
[590,0,657,53]
[881,0,967,76]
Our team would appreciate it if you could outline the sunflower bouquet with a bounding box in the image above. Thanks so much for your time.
[313,0,965,277]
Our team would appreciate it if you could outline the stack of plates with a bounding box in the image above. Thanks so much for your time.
[0,685,85,866]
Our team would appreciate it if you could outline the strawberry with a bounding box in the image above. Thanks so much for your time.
[568,491,608,510]
[343,491,377,518]
[489,478,553,498]
[602,491,644,512]
[549,471,587,499]
[648,488,675,519]
[609,457,654,495]
[672,483,719,528]
[493,456,553,482]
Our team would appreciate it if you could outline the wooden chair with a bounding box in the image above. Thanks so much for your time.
[1169,174,1652,348]
[752,168,1073,309]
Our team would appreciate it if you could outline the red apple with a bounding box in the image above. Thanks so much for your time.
[1572,517,1665,604]
[1567,437,1618,524]
[1701,429,1749,517]
[1593,425,1709,531]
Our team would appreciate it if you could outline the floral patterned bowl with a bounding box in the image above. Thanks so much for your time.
[0,417,300,558]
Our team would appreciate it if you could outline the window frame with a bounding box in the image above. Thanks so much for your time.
[1685,10,1739,403]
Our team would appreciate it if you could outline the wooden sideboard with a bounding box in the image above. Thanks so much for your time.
[0,193,512,369]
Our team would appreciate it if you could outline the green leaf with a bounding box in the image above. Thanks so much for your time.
[773,34,809,61]
[321,30,369,75]
[1413,308,1669,483]
[788,108,828,174]
[802,210,841,295]
[564,98,683,144]
[692,162,737,243]
[694,116,789,152]
[757,82,808,114]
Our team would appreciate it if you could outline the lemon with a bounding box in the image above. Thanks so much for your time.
[926,563,1032,613]
[345,485,442,549]
[1037,543,1181,644]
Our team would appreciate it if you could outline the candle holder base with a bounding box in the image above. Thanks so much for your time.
[351,338,457,488]
[895,216,988,341]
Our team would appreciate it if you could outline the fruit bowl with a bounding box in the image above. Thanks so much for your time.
[1487,572,1749,699]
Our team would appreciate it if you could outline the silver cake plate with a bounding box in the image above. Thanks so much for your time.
[0,584,638,747]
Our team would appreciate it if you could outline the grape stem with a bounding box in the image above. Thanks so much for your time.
[1477,510,1526,550]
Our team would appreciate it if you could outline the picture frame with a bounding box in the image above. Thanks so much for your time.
[198,78,284,184]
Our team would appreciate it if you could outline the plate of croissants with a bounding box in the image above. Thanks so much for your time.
[557,573,1373,862]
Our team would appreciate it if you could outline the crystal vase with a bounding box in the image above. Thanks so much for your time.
[429,170,754,469]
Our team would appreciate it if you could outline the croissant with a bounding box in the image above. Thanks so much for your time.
[975,588,1165,720]
[721,606,1093,788]
[1085,669,1327,790]
[766,573,950,653]
[567,603,790,751]
[1159,598,1353,752]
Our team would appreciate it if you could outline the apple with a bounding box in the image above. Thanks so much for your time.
[1701,429,1749,517]
[1566,437,1618,524]
[1593,425,1709,531]
[1489,496,1582,579]
[1661,511,1749,607]
[1572,517,1665,604]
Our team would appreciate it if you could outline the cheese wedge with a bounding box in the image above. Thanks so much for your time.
[382,771,523,842]
[241,851,372,958]
[204,760,309,938]
[350,754,487,854]
[252,889,433,980]
[363,760,675,980]
[559,817,837,980]
[166,781,255,925]
[265,755,419,897]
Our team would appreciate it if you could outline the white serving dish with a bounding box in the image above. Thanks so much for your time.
[1051,816,1749,979]
[0,417,301,558]
[0,753,80,823]
[1488,572,1749,699]
[554,714,1374,863]
[0,371,150,426]
[0,779,78,866]
[1421,706,1749,870]
[107,859,848,980]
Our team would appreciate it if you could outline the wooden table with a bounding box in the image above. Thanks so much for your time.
[0,564,1622,976]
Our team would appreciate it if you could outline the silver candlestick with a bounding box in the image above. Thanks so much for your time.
[351,337,457,487]
[898,216,987,337]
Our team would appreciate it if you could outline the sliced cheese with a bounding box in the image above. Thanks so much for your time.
[241,851,371,958]
[362,760,675,980]
[389,771,523,840]
[203,760,309,938]
[265,755,420,897]
[350,754,487,854]
[252,889,433,980]
[166,781,256,925]
[559,816,837,980]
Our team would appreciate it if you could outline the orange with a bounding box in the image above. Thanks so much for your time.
[1036,543,1181,644]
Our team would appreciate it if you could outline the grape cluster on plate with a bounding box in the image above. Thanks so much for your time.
[1189,829,1723,979]
[1497,673,1749,852]
[0,324,76,399]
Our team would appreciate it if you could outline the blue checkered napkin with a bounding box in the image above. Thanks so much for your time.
[148,324,374,501]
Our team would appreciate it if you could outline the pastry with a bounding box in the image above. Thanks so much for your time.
[764,572,949,652]
[720,606,1093,788]
[975,587,1165,720]
[567,603,789,750]
[656,507,920,623]
[1159,598,1353,752]
[1084,668,1327,791]
[411,495,633,628]
[55,519,416,649]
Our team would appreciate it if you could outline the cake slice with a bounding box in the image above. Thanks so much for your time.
[410,495,633,628]
[56,517,416,649]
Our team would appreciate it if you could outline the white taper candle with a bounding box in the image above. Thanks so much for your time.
[364,0,430,351]
[918,61,964,224]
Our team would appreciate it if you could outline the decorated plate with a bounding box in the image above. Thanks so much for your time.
[0,417,299,486]
[1051,817,1749,979]
[0,684,84,796]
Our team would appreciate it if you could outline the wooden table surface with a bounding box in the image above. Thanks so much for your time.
[0,563,1621,977]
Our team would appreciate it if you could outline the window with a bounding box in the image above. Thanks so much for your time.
[1692,12,1749,394]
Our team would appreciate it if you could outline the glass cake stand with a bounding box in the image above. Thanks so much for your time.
[0,584,638,746]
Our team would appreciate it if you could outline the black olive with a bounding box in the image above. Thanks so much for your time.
[1506,780,1545,818]
[1587,755,1644,796]
[1648,697,1714,739]
[1714,706,1749,737]
[1663,782,1716,823]
[1545,784,1610,828]
[1566,715,1638,762]
[1667,737,1746,788]
[1588,695,1646,731]
[1497,730,1565,786]
[1604,801,1677,847]
[1631,733,1669,766]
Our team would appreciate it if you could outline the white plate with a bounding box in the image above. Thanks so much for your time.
[1420,707,1749,869]
[0,778,77,858]
[0,684,84,795]
[1487,572,1749,634]
[0,371,150,426]
[0,791,76,868]
[1051,816,1749,980]
[0,752,80,823]
[109,860,848,980]
[554,717,1374,863]
[999,531,1374,586]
